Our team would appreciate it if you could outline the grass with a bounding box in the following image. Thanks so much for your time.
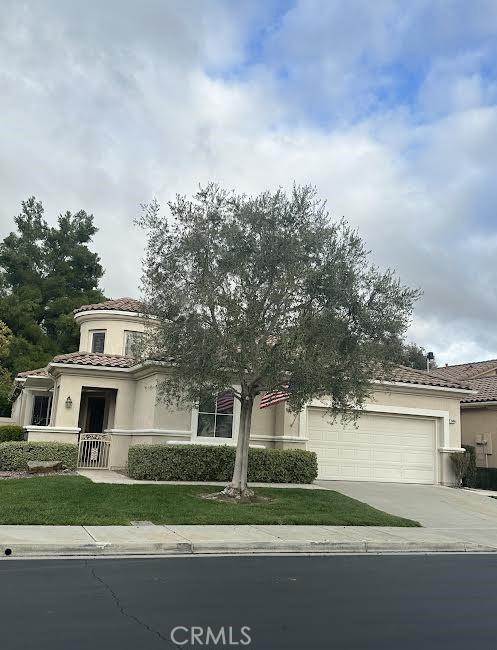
[0,476,420,526]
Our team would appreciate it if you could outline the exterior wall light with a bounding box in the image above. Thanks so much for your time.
[65,396,73,409]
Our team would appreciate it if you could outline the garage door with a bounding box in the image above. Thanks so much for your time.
[307,408,436,484]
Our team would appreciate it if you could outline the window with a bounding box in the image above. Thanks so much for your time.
[124,330,144,357]
[31,395,51,426]
[197,391,234,438]
[91,331,106,353]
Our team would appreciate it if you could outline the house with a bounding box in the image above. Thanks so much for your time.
[429,359,497,468]
[11,298,472,484]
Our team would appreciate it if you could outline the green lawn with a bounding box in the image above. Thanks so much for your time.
[0,476,420,526]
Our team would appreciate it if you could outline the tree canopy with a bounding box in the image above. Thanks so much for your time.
[0,197,106,379]
[399,342,434,370]
[0,320,13,416]
[138,184,420,497]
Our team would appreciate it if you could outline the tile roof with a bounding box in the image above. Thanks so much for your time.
[51,352,136,368]
[429,358,497,381]
[17,366,49,378]
[388,366,470,390]
[15,357,470,391]
[462,377,497,403]
[74,297,145,315]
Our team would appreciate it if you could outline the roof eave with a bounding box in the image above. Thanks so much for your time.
[73,309,149,321]
[375,380,475,395]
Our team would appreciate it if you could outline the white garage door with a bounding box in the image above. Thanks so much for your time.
[307,408,437,484]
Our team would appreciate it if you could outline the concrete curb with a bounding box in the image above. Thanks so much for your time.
[1,540,496,558]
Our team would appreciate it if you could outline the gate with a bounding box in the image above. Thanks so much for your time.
[77,433,111,469]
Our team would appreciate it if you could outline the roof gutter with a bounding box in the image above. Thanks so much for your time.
[375,380,476,395]
[48,362,132,374]
[73,309,157,321]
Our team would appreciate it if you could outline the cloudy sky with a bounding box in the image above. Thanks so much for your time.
[1,0,497,364]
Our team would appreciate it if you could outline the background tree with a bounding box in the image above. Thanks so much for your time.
[138,184,420,499]
[0,197,106,378]
[399,342,435,370]
[0,321,13,416]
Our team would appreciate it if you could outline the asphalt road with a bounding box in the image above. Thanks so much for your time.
[0,554,496,649]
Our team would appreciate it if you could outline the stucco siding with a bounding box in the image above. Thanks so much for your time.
[133,377,157,429]
[367,388,462,449]
[79,317,147,356]
[250,394,276,436]
[154,398,192,431]
[52,372,136,430]
[461,406,497,468]
[27,430,79,444]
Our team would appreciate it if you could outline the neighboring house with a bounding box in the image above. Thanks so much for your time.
[430,360,497,468]
[11,298,472,484]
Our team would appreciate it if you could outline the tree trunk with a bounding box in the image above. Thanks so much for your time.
[223,393,254,499]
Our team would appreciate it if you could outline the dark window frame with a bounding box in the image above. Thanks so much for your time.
[31,394,52,426]
[196,392,234,439]
[91,331,106,354]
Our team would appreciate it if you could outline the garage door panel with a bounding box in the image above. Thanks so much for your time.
[404,468,434,482]
[373,449,403,463]
[307,408,436,484]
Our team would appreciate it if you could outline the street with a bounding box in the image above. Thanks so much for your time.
[0,554,496,649]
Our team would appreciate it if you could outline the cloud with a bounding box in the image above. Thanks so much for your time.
[1,0,497,364]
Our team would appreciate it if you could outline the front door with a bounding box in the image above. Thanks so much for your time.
[85,396,106,433]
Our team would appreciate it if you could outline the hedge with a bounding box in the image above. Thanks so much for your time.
[0,425,25,443]
[0,441,78,471]
[462,445,477,488]
[128,444,318,484]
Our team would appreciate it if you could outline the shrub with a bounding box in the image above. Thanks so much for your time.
[450,451,469,487]
[462,445,477,488]
[0,425,24,443]
[0,441,78,471]
[128,444,318,484]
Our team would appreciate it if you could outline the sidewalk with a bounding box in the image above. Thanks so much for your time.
[3,473,497,557]
[2,523,497,557]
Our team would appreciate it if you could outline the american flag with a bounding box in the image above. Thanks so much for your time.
[216,391,234,413]
[259,385,290,409]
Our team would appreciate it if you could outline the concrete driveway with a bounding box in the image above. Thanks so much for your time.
[317,480,497,528]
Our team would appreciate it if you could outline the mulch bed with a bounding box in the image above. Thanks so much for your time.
[0,470,77,480]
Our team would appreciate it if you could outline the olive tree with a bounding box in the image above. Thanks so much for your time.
[137,184,419,499]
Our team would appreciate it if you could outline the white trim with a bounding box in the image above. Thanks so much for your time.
[439,447,465,453]
[105,428,191,437]
[191,387,241,444]
[49,362,132,373]
[48,360,165,375]
[74,309,149,320]
[309,399,451,449]
[462,401,497,408]
[25,426,81,433]
[298,409,307,439]
[167,439,265,449]
[250,435,308,442]
[308,402,452,484]
[374,379,475,395]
